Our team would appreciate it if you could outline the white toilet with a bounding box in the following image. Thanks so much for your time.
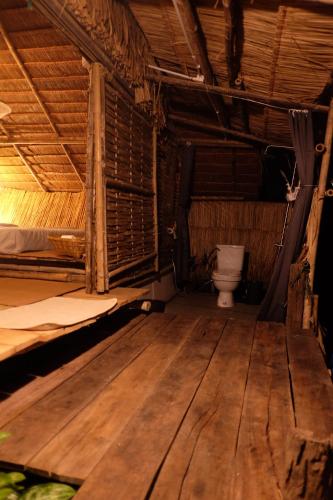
[212,244,245,308]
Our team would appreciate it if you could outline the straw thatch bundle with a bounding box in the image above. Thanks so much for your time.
[189,200,289,285]
[64,0,152,84]
[0,188,85,228]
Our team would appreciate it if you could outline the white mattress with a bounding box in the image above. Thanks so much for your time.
[0,226,84,254]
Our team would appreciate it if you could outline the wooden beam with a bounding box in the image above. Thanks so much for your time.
[32,0,134,103]
[0,122,46,191]
[169,113,270,144]
[85,65,95,294]
[0,20,85,188]
[0,137,85,145]
[303,98,333,328]
[14,145,47,192]
[179,138,252,147]
[152,95,159,273]
[92,63,108,293]
[222,0,250,132]
[149,74,330,113]
[171,0,230,127]
[160,0,189,77]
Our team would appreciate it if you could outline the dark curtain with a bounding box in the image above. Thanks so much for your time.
[175,145,195,287]
[258,110,315,322]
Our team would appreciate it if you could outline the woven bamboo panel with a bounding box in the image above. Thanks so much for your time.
[105,81,155,275]
[0,188,85,228]
[189,200,289,286]
[192,146,260,199]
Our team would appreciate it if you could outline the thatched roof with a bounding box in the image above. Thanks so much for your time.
[0,0,88,192]
[128,0,333,145]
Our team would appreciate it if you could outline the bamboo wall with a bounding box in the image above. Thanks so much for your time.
[0,188,85,228]
[192,146,261,199]
[189,200,288,286]
[104,79,155,280]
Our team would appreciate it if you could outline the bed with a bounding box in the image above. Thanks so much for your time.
[0,225,85,254]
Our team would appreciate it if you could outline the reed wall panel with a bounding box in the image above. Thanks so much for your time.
[105,81,155,277]
[0,188,85,228]
[192,146,261,199]
[189,200,288,285]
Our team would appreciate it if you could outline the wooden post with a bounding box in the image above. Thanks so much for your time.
[303,98,333,328]
[92,63,108,293]
[152,94,159,274]
[286,262,306,332]
[85,64,95,293]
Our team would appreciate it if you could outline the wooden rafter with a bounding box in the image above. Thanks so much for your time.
[222,0,249,132]
[169,113,270,144]
[160,1,189,76]
[0,137,85,145]
[0,20,85,189]
[14,145,47,192]
[171,0,230,128]
[0,122,46,191]
[149,74,330,113]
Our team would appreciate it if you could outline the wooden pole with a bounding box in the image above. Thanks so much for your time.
[0,138,86,145]
[169,113,270,144]
[152,94,159,273]
[171,0,229,127]
[85,64,95,294]
[92,63,108,293]
[303,98,333,328]
[149,74,330,114]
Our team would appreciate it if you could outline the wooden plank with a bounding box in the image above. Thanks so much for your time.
[229,321,293,500]
[284,331,333,499]
[287,331,333,441]
[0,343,15,361]
[28,316,202,482]
[75,317,226,499]
[286,263,306,331]
[0,313,175,466]
[64,286,148,306]
[0,287,149,360]
[0,278,83,306]
[150,319,255,499]
[0,330,41,351]
[0,314,146,428]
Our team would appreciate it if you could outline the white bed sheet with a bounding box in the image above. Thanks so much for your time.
[0,227,84,254]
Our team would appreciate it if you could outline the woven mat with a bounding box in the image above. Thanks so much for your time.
[0,297,118,330]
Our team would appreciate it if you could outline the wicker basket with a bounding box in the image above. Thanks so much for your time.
[48,235,86,259]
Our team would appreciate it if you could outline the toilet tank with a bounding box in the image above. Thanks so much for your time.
[216,244,245,272]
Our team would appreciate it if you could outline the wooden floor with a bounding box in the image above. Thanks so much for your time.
[0,312,332,499]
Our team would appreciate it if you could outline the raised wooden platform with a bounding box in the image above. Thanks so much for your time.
[0,283,148,361]
[0,314,332,499]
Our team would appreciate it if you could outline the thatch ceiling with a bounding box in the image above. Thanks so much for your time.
[0,0,88,192]
[128,0,333,145]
